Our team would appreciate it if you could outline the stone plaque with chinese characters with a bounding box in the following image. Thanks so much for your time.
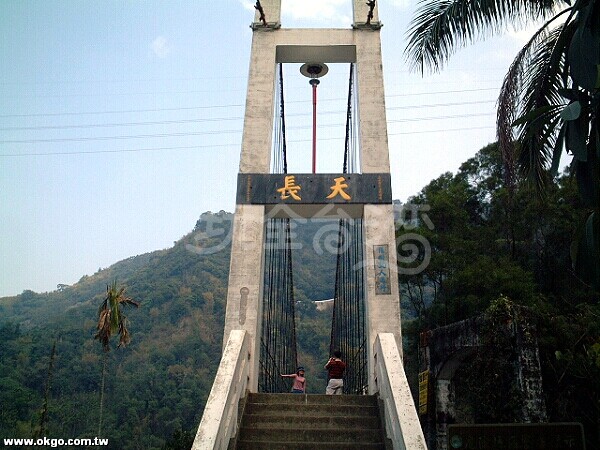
[418,370,429,415]
[448,423,585,450]
[373,244,391,295]
[236,173,392,205]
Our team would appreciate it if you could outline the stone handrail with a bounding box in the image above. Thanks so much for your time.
[374,333,428,450]
[192,329,250,450]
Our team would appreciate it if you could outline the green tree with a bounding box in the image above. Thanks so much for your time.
[405,0,600,288]
[398,146,538,329]
[94,282,139,437]
[399,142,600,446]
[161,428,194,450]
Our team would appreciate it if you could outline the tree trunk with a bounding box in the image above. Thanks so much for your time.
[98,352,108,437]
[36,340,56,438]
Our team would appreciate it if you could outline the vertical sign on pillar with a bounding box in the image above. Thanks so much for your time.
[373,244,391,295]
[419,370,429,415]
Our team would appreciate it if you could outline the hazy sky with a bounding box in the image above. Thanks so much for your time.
[0,1,539,297]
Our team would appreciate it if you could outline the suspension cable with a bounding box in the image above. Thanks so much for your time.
[330,63,367,394]
[259,63,298,393]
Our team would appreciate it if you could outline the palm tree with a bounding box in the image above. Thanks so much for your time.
[405,0,599,288]
[94,282,139,436]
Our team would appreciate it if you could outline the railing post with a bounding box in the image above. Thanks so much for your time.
[374,333,427,450]
[192,330,250,450]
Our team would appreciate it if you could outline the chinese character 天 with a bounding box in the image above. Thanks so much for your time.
[326,176,351,201]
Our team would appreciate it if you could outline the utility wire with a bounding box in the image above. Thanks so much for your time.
[0,88,499,119]
[387,99,495,111]
[1,87,247,99]
[0,100,496,130]
[0,116,243,131]
[0,104,244,118]
[1,129,242,144]
[1,111,494,144]
[0,126,496,157]
[0,143,238,157]
[0,68,507,86]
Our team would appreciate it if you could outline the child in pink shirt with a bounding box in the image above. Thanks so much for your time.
[281,367,306,393]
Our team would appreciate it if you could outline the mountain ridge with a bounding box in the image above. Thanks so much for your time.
[0,211,336,449]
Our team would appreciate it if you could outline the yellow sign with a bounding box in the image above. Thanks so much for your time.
[326,176,351,200]
[418,370,429,415]
[276,175,302,200]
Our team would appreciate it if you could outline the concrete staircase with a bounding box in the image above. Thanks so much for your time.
[232,393,392,449]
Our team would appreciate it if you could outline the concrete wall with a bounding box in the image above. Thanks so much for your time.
[222,205,266,391]
[374,333,427,450]
[192,330,250,450]
[364,204,403,391]
[421,314,547,450]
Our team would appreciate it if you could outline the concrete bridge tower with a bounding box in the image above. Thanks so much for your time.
[224,0,402,393]
[193,2,426,448]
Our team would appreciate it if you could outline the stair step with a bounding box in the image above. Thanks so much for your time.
[244,402,379,417]
[237,441,386,450]
[242,414,381,429]
[237,427,383,444]
[247,393,378,406]
[233,394,389,449]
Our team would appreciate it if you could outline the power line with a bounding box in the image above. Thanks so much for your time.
[1,111,495,144]
[0,80,501,104]
[290,112,494,130]
[0,125,496,157]
[282,88,499,106]
[0,116,244,131]
[1,129,242,144]
[0,74,250,86]
[388,112,494,123]
[0,144,239,157]
[0,67,508,87]
[2,87,248,99]
[389,125,494,136]
[387,99,495,111]
[0,88,499,119]
[0,99,496,129]
[0,104,244,119]
[0,143,237,157]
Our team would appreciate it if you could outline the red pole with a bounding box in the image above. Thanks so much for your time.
[312,81,317,174]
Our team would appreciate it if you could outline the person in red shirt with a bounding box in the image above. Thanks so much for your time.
[325,351,346,395]
[281,367,306,393]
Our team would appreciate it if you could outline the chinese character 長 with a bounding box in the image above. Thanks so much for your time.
[277,175,302,201]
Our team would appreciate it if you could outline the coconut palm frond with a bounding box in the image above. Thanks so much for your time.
[95,309,112,351]
[124,298,140,308]
[497,28,544,189]
[94,282,139,352]
[497,7,574,189]
[405,0,561,73]
[515,21,577,190]
[118,319,131,348]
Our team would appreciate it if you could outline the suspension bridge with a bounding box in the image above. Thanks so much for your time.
[192,1,426,448]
